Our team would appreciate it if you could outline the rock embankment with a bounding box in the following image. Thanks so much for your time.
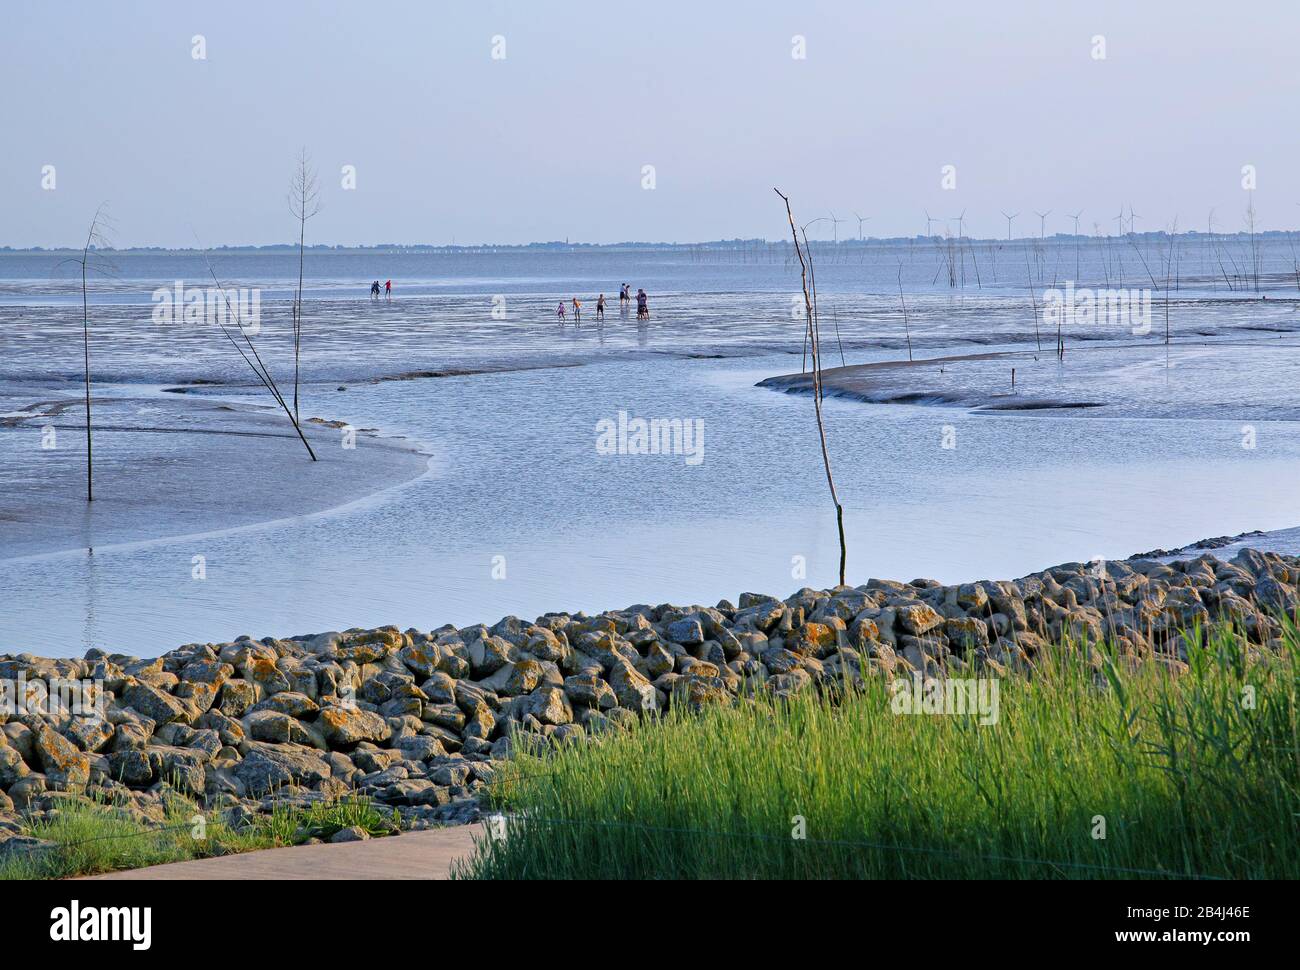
[2,547,1298,846]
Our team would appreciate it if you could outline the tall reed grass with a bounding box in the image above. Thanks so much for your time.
[458,622,1300,879]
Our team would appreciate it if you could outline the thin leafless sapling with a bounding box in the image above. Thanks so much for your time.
[776,187,847,586]
[61,204,113,502]
[289,149,321,422]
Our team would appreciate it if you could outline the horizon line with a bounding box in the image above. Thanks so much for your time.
[4,226,1297,254]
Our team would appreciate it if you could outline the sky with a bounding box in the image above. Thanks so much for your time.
[3,0,1299,248]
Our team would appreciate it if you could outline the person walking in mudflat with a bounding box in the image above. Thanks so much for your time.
[384,279,392,299]
[557,301,566,322]
[572,297,582,323]
[596,293,605,321]
[636,287,649,319]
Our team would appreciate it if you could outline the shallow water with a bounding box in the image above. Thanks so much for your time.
[3,242,1299,656]
[6,353,1300,657]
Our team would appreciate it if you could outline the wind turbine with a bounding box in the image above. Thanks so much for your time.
[1001,211,1018,241]
[828,211,848,243]
[1069,210,1084,280]
[924,210,937,237]
[1128,205,1141,235]
[1034,209,1052,239]
[953,209,967,239]
[1113,206,1126,236]
[853,211,870,241]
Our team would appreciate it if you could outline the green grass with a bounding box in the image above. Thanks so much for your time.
[0,788,393,880]
[457,621,1300,879]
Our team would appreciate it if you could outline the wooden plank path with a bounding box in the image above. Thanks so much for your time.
[77,824,484,880]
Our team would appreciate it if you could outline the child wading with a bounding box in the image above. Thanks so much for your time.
[636,287,649,319]
[572,297,581,322]
[557,301,566,321]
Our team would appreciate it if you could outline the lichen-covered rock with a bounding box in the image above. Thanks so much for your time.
[503,660,545,696]
[336,629,399,664]
[523,626,567,662]
[180,658,234,685]
[847,616,880,648]
[468,636,514,677]
[395,734,447,761]
[956,583,989,611]
[33,723,91,788]
[422,703,466,731]
[642,642,675,678]
[454,681,499,715]
[420,672,457,706]
[0,742,30,786]
[122,683,188,725]
[173,680,219,717]
[196,709,245,746]
[61,716,115,754]
[562,673,617,710]
[317,706,391,747]
[665,617,706,645]
[609,662,658,714]
[766,670,812,698]
[677,675,733,710]
[945,617,990,651]
[329,825,370,843]
[233,743,331,796]
[398,642,443,678]
[145,745,207,795]
[463,703,496,741]
[244,710,316,746]
[430,761,473,786]
[251,691,320,718]
[526,686,573,726]
[896,603,944,636]
[786,621,837,657]
[761,646,803,675]
[217,679,258,717]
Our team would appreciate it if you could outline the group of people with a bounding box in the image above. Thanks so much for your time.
[362,277,649,320]
[622,283,650,319]
[557,284,649,323]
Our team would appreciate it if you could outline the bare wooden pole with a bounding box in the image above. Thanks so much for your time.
[1127,232,1170,347]
[897,264,914,361]
[81,238,93,502]
[1024,244,1042,353]
[289,149,320,422]
[776,188,847,586]
[803,233,845,367]
[195,244,318,461]
[76,204,109,502]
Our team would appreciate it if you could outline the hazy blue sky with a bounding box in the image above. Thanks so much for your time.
[3,1,1298,247]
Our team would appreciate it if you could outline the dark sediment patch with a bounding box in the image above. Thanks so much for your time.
[161,379,225,393]
[977,400,1106,411]
[371,362,585,383]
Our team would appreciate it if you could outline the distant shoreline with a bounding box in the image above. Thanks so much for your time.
[4,228,1298,256]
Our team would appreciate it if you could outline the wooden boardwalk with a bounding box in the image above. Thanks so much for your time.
[78,824,484,880]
